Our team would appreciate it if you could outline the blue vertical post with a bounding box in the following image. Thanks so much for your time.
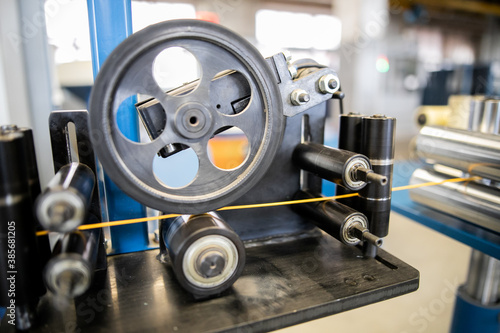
[87,0,149,253]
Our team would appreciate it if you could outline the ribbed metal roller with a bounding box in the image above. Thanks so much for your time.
[88,19,284,214]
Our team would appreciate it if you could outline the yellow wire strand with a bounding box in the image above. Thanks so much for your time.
[35,175,479,237]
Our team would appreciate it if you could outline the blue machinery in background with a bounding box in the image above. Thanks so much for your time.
[86,0,149,253]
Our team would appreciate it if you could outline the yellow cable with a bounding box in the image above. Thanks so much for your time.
[35,175,479,237]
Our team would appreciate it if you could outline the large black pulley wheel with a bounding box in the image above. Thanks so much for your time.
[89,19,284,214]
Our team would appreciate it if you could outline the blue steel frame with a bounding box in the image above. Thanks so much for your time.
[87,0,149,254]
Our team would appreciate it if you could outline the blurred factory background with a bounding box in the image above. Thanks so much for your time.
[0,1,499,332]
[2,0,499,186]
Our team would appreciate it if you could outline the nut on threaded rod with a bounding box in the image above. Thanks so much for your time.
[349,223,383,247]
[290,89,310,106]
[353,167,388,186]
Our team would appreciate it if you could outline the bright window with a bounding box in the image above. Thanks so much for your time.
[255,10,341,51]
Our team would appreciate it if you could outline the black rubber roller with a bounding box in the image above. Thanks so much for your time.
[293,142,372,191]
[161,212,245,298]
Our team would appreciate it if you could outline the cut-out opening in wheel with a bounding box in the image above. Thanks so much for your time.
[208,127,249,170]
[209,70,251,116]
[153,47,201,95]
[153,145,199,188]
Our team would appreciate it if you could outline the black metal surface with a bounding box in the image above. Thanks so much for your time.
[359,116,396,240]
[0,132,45,329]
[26,234,419,333]
[49,111,101,222]
[0,125,51,278]
[48,111,106,271]
[336,113,364,207]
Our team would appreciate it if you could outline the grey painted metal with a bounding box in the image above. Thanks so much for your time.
[415,126,500,182]
[24,234,419,333]
[409,168,500,234]
[89,20,285,215]
[268,53,340,117]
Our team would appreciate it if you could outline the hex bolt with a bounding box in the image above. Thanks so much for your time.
[318,74,339,94]
[290,89,310,106]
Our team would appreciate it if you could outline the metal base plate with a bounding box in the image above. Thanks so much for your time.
[25,234,418,332]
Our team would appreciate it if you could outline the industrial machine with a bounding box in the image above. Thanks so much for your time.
[0,19,419,332]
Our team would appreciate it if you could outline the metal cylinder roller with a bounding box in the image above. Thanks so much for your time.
[409,167,500,233]
[44,229,101,301]
[293,142,386,191]
[0,131,45,330]
[481,99,500,135]
[161,212,245,297]
[336,113,364,207]
[359,115,395,257]
[36,162,95,232]
[415,126,500,182]
[0,125,51,277]
[293,190,382,247]
[338,113,364,153]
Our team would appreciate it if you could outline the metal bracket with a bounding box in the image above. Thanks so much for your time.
[266,53,340,117]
